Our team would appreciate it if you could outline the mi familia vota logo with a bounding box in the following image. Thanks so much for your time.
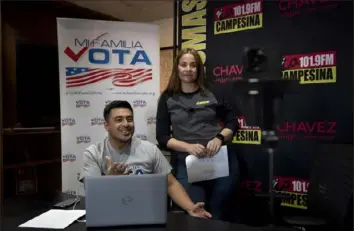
[277,121,336,141]
[281,51,336,84]
[91,117,105,126]
[61,118,76,126]
[135,134,148,140]
[232,116,261,145]
[133,100,147,107]
[279,0,339,18]
[62,153,77,162]
[76,136,91,144]
[213,64,243,84]
[214,0,263,35]
[63,32,153,88]
[76,100,90,108]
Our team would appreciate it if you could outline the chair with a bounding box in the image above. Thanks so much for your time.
[282,144,353,230]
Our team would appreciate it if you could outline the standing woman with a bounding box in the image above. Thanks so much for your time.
[156,48,240,221]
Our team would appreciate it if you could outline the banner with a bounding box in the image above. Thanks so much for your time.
[178,0,353,213]
[57,18,160,195]
[274,176,309,210]
[213,0,263,35]
[232,116,261,145]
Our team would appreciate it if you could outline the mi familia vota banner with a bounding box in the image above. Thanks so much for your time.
[57,18,160,195]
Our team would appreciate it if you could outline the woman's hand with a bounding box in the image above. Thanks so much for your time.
[186,143,206,157]
[205,137,222,157]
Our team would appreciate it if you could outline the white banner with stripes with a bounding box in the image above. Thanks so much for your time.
[57,18,160,195]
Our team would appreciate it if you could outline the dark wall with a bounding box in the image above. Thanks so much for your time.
[2,0,120,128]
[178,0,353,214]
[1,0,120,198]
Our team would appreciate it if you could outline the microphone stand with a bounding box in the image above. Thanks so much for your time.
[258,82,280,227]
[234,77,294,227]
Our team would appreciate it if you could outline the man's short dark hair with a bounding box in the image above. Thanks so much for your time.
[103,100,133,121]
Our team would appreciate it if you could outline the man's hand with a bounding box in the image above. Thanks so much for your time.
[205,137,222,157]
[186,144,206,157]
[187,202,212,219]
[105,156,132,175]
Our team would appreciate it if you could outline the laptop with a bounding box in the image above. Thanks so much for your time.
[85,174,168,227]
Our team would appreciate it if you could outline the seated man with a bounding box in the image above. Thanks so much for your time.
[79,100,211,219]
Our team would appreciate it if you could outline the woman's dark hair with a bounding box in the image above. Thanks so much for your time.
[163,48,208,95]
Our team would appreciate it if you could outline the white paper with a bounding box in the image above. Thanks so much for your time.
[19,209,86,229]
[185,146,229,183]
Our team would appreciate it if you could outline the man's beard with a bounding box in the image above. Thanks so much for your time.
[118,128,134,143]
[109,134,132,145]
[119,136,132,143]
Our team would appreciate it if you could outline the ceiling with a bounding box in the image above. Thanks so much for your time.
[67,0,174,22]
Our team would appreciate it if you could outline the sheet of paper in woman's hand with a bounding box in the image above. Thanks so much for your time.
[185,145,229,183]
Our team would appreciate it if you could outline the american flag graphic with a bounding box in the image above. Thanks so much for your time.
[65,67,153,88]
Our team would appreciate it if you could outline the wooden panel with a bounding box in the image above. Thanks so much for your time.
[2,23,17,127]
[160,49,174,94]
